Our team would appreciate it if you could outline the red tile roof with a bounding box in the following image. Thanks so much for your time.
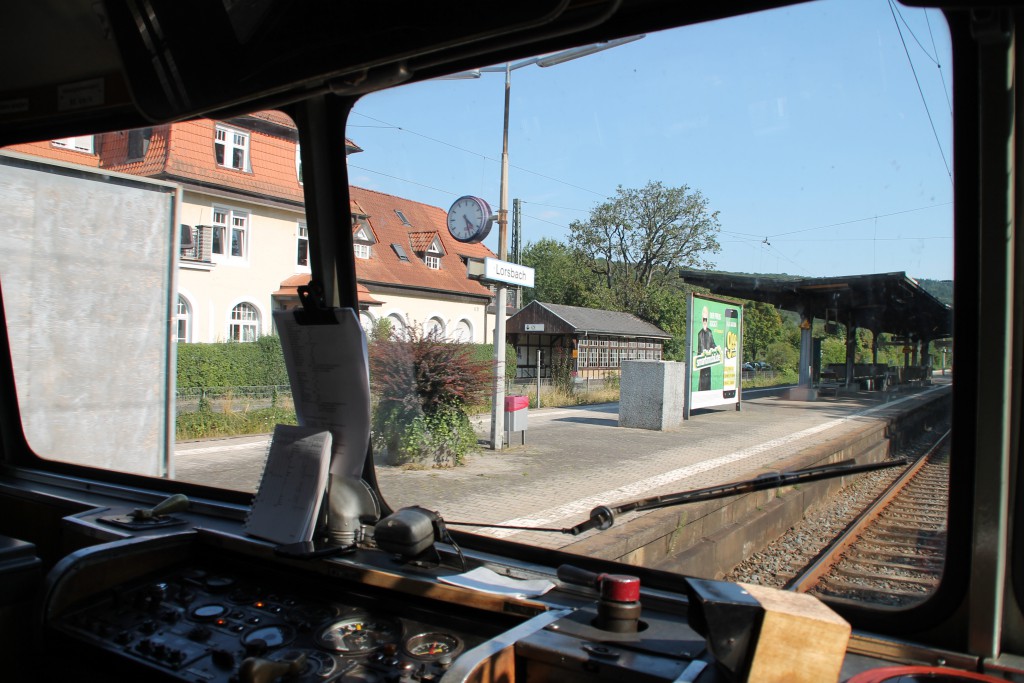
[349,186,493,298]
[408,231,440,254]
[274,275,383,306]
[6,140,101,166]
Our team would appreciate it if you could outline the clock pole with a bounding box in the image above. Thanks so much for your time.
[490,62,512,451]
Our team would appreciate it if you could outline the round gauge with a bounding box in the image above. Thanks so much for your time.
[314,615,401,655]
[190,603,228,621]
[404,632,463,661]
[242,624,295,650]
[447,196,493,244]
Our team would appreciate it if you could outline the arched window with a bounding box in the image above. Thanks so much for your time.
[426,316,445,339]
[175,295,191,343]
[229,302,260,342]
[387,313,407,339]
[452,319,473,342]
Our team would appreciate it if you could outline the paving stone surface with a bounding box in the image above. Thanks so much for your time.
[173,382,950,552]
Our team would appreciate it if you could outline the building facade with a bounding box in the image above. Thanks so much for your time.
[9,113,498,344]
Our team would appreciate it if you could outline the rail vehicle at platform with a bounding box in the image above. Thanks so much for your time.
[0,1,1018,682]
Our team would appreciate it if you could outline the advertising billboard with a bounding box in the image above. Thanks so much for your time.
[685,293,743,416]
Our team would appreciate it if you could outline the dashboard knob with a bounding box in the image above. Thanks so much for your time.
[212,648,235,670]
[238,654,306,683]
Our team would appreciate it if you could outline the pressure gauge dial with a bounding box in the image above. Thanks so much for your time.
[447,196,494,244]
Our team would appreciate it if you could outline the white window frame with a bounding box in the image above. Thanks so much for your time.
[52,136,94,153]
[297,222,309,270]
[211,206,249,262]
[215,124,250,171]
[175,295,191,343]
[425,254,441,270]
[354,243,371,260]
[229,302,260,342]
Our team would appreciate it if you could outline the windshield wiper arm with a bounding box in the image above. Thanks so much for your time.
[563,457,911,536]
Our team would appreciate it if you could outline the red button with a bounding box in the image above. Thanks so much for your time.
[601,574,640,602]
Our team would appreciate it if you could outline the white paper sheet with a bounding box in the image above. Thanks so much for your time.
[439,567,555,599]
[273,308,371,477]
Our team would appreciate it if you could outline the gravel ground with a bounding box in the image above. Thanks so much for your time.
[724,428,948,588]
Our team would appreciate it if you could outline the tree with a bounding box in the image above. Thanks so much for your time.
[569,181,721,307]
[520,238,595,307]
[743,301,783,361]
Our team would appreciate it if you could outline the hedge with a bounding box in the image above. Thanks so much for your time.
[176,336,289,389]
[177,338,512,390]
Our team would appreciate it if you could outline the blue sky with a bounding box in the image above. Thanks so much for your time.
[347,0,954,281]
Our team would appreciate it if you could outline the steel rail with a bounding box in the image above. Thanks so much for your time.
[784,428,952,593]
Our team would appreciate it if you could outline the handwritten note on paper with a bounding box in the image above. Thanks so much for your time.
[244,424,332,545]
[273,308,371,477]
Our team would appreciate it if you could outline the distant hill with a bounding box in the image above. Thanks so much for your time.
[916,278,954,307]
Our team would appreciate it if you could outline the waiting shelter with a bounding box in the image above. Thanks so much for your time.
[506,301,671,380]
[678,270,953,394]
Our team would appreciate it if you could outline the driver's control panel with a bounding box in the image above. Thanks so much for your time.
[52,564,489,682]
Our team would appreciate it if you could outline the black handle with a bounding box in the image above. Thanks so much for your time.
[557,564,603,589]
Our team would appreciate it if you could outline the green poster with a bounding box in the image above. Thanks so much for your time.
[689,294,742,410]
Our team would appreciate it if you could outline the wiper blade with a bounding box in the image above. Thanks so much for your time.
[444,458,910,536]
[563,457,910,535]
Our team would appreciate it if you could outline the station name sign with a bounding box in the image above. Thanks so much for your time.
[483,257,535,288]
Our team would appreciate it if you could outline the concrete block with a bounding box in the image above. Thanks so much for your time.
[618,360,685,430]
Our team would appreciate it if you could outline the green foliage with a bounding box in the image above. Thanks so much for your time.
[821,337,847,365]
[375,403,477,468]
[742,368,798,388]
[766,340,799,372]
[743,301,783,361]
[176,406,296,440]
[176,336,288,389]
[569,181,721,293]
[369,326,489,467]
[520,238,596,307]
[467,342,516,385]
[369,317,393,343]
[633,286,688,360]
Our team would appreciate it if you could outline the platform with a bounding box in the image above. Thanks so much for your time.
[375,380,952,577]
[173,379,951,579]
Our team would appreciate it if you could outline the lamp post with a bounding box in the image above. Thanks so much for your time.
[449,36,643,450]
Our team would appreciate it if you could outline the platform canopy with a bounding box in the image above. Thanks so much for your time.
[678,270,952,341]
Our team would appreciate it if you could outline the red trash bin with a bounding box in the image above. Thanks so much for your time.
[505,395,528,411]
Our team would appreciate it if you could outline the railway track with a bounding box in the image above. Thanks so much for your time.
[785,431,951,607]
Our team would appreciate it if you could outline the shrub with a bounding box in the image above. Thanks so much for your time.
[550,348,575,394]
[369,326,490,467]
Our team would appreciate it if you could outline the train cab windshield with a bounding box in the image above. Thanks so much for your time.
[0,0,1015,682]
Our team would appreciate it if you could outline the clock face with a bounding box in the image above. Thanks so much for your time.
[447,196,493,244]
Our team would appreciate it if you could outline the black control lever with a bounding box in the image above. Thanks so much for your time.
[132,493,189,521]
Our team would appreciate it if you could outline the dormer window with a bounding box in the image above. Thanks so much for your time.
[215,124,250,171]
[52,136,94,153]
[352,214,376,260]
[409,232,445,270]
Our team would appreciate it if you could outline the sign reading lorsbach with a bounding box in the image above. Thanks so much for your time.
[685,292,743,416]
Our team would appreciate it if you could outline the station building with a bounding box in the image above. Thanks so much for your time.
[8,113,499,344]
[506,301,671,380]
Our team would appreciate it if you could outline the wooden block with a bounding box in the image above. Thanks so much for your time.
[739,582,851,683]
